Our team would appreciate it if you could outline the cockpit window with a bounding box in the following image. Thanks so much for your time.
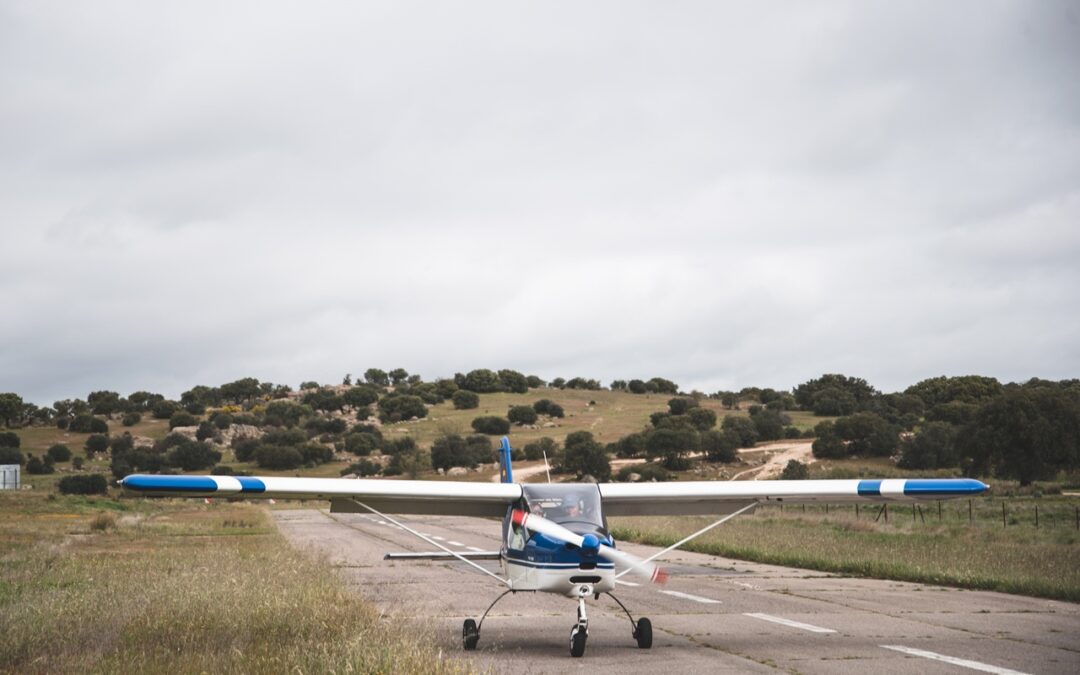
[521,484,605,535]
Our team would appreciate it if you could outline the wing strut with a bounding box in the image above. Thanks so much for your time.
[614,501,758,580]
[343,498,511,587]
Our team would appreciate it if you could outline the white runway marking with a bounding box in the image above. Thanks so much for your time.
[447,541,464,546]
[744,613,836,633]
[616,580,640,587]
[660,590,721,604]
[466,546,485,552]
[431,536,445,541]
[880,645,1030,674]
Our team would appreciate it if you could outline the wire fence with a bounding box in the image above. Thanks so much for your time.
[759,498,1080,530]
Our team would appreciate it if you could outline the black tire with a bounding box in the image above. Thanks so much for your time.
[635,617,652,649]
[462,618,479,651]
[570,627,587,657]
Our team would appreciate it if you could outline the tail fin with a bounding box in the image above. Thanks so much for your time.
[499,437,514,484]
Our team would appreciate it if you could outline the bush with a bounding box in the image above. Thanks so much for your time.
[377,394,428,423]
[121,411,141,426]
[687,407,717,431]
[701,429,739,463]
[255,444,305,470]
[610,433,647,458]
[0,446,24,465]
[46,444,72,462]
[0,431,19,448]
[471,416,510,435]
[532,399,565,418]
[85,434,110,456]
[57,473,108,495]
[507,406,538,426]
[431,434,479,471]
[452,390,480,410]
[72,456,84,470]
[169,411,197,430]
[562,435,610,481]
[56,417,70,430]
[233,438,261,463]
[784,426,803,439]
[151,400,179,420]
[344,432,380,456]
[196,421,217,442]
[343,459,381,477]
[668,398,697,415]
[780,459,809,480]
[721,416,759,448]
[166,440,222,471]
[26,455,54,474]
[523,437,558,462]
[211,412,233,429]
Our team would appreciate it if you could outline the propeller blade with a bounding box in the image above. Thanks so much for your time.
[511,510,668,584]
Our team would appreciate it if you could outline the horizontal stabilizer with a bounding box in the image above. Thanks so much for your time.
[384,551,501,561]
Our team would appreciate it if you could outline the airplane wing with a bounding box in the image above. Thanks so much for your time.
[597,478,988,516]
[120,474,522,517]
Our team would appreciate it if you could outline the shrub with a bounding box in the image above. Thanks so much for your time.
[687,407,717,431]
[0,431,19,448]
[151,400,179,420]
[668,398,696,415]
[507,406,538,426]
[46,444,72,462]
[184,401,207,415]
[701,429,739,463]
[85,434,110,456]
[56,417,70,430]
[233,438,261,463]
[121,411,141,427]
[196,421,217,442]
[784,426,803,439]
[431,434,474,471]
[780,459,810,480]
[89,512,117,530]
[69,414,95,432]
[299,442,334,465]
[255,444,304,470]
[169,411,197,430]
[344,432,380,456]
[377,394,427,423]
[343,459,381,477]
[562,435,610,481]
[166,440,222,471]
[721,416,759,447]
[72,456,84,470]
[533,399,565,418]
[211,412,233,429]
[523,437,559,462]
[471,416,510,435]
[26,455,54,474]
[0,446,23,465]
[58,473,108,495]
[452,390,480,410]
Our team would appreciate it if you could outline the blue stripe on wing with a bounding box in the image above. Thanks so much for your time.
[903,478,987,496]
[123,475,218,492]
[857,480,882,496]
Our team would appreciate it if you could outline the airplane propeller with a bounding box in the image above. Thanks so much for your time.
[511,510,669,584]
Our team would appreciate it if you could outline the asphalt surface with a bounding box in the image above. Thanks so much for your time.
[273,509,1080,674]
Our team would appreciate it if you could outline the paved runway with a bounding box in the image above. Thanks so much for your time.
[273,509,1080,674]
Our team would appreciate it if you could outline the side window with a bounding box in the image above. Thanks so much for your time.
[506,503,526,551]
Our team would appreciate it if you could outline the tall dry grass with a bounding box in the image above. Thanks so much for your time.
[0,494,467,674]
[611,498,1080,602]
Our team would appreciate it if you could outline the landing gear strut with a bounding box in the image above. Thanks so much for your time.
[607,592,652,649]
[569,584,591,657]
[462,589,514,651]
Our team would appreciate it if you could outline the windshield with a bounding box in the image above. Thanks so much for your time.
[521,484,605,535]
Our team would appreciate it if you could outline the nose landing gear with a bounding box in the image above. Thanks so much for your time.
[569,584,592,657]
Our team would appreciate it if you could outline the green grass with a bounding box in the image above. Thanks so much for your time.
[611,496,1080,602]
[0,492,467,674]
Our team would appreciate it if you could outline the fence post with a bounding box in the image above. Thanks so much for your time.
[912,504,916,522]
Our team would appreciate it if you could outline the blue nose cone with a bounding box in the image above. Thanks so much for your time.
[581,534,600,553]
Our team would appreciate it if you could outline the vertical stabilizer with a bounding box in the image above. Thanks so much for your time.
[499,437,514,484]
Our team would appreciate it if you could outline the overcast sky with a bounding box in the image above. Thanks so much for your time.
[2,1,1078,406]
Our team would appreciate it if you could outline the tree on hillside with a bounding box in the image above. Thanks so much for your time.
[507,406,538,426]
[780,459,809,480]
[721,415,759,448]
[452,390,480,410]
[701,429,740,463]
[378,394,427,423]
[793,374,878,415]
[0,393,24,427]
[957,387,1080,485]
[832,412,899,457]
[905,375,1003,408]
[462,369,502,393]
[472,416,510,435]
[562,431,610,481]
[497,369,529,394]
[646,378,679,395]
[219,378,261,405]
[627,380,647,394]
[898,422,959,470]
[364,368,390,387]
[645,427,699,470]
[533,399,565,418]
[668,398,697,415]
[88,391,124,416]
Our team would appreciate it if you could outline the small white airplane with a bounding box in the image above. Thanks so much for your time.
[121,438,988,657]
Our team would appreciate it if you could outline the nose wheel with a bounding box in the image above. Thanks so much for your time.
[570,587,591,657]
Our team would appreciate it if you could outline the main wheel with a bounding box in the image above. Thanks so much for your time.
[570,626,587,657]
[635,617,652,649]
[462,618,479,651]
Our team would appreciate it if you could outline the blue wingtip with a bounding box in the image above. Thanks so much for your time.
[499,437,513,484]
